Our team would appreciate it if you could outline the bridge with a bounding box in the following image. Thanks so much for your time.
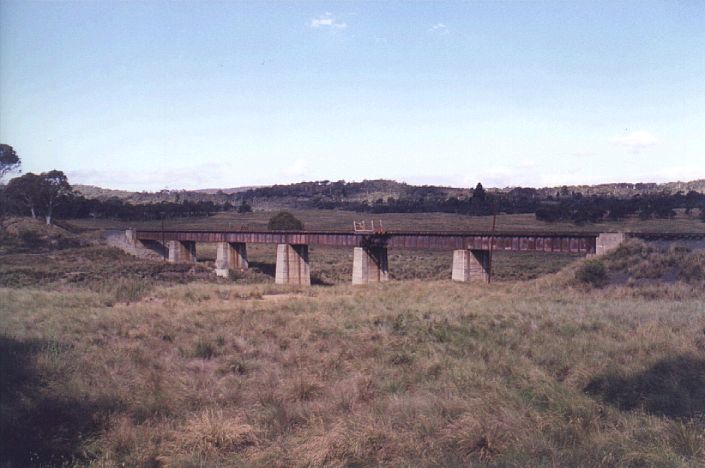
[117,228,633,285]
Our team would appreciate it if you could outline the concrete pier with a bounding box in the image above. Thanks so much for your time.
[595,232,625,255]
[275,244,310,286]
[452,249,490,283]
[168,240,197,264]
[215,242,248,277]
[352,246,389,285]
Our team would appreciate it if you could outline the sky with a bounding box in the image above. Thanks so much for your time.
[1,1,704,191]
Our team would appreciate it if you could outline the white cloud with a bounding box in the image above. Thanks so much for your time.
[310,12,347,29]
[68,163,236,191]
[611,130,660,152]
[282,159,309,178]
[428,23,449,35]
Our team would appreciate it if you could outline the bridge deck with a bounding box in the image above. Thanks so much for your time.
[135,229,601,254]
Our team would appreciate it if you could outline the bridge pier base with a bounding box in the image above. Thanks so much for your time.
[352,246,389,285]
[452,249,490,283]
[168,240,196,264]
[275,244,310,286]
[140,240,168,259]
[595,232,625,256]
[215,242,248,277]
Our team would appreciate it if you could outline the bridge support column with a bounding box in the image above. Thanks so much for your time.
[352,247,389,285]
[452,249,490,283]
[168,240,196,264]
[275,244,310,286]
[595,232,625,256]
[215,242,248,277]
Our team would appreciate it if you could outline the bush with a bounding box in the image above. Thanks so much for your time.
[679,252,705,283]
[112,279,149,303]
[18,228,42,247]
[575,260,608,288]
[267,211,304,231]
[192,340,216,359]
[237,201,252,213]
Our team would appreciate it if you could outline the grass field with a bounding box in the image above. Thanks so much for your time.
[1,275,704,466]
[66,208,705,234]
[1,216,704,466]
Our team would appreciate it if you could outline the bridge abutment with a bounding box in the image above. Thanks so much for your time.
[352,246,389,285]
[168,240,197,264]
[116,229,168,259]
[452,249,490,283]
[215,242,248,277]
[595,232,625,256]
[275,244,310,286]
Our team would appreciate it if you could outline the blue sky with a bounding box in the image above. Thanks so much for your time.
[1,1,703,190]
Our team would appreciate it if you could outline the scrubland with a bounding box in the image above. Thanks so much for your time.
[1,219,705,467]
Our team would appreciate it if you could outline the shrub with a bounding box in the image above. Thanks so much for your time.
[237,201,252,213]
[18,228,42,247]
[575,259,608,288]
[112,279,149,303]
[267,211,304,231]
[96,278,149,304]
[192,339,216,359]
[679,252,705,283]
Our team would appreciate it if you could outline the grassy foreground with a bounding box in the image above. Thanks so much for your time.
[2,267,704,466]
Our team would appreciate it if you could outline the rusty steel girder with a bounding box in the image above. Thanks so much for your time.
[134,229,599,254]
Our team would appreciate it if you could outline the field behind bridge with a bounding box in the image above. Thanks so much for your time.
[66,208,705,234]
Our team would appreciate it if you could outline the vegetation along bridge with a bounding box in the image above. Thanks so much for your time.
[117,228,646,285]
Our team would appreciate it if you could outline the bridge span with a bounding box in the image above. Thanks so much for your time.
[117,228,628,285]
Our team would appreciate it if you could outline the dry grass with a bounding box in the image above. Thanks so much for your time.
[1,273,704,466]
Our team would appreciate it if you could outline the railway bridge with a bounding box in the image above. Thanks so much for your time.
[119,228,634,285]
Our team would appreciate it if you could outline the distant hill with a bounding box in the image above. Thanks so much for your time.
[193,186,261,195]
[73,178,705,209]
[73,185,247,204]
[529,180,705,198]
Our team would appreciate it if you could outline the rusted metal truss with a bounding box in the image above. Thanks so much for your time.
[627,232,705,241]
[135,229,606,254]
[353,220,386,233]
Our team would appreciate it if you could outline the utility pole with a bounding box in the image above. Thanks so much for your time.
[488,197,498,283]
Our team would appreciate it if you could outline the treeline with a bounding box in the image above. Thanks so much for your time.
[535,191,705,224]
[315,185,538,216]
[287,184,705,223]
[0,170,252,223]
[1,165,704,225]
[1,190,251,222]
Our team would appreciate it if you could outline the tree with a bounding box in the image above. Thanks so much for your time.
[0,144,21,180]
[5,173,43,218]
[267,211,304,231]
[39,170,73,225]
[238,200,253,213]
[472,182,486,202]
